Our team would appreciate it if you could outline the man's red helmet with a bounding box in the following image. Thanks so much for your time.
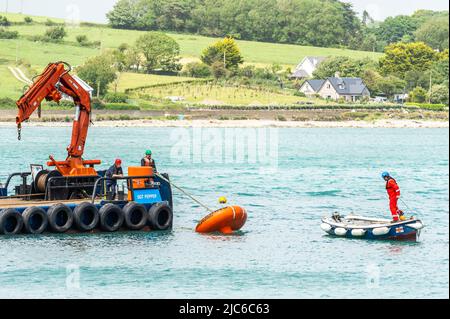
[115,159,122,166]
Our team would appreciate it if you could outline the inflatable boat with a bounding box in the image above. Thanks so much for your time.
[321,213,424,241]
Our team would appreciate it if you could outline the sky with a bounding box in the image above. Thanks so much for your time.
[0,0,449,23]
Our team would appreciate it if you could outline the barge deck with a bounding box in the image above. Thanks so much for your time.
[0,198,89,209]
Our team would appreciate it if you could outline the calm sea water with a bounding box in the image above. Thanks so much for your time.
[0,126,448,299]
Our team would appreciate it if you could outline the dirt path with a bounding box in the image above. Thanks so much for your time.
[8,66,32,85]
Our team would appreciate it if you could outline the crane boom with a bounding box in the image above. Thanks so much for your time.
[16,62,100,177]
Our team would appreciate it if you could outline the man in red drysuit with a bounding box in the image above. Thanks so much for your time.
[382,172,405,221]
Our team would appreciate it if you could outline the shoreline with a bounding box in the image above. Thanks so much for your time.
[0,119,448,128]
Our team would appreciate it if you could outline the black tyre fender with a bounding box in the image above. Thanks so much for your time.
[99,204,124,232]
[22,207,48,234]
[73,202,99,231]
[0,209,24,235]
[148,202,173,231]
[47,203,74,233]
[123,202,147,230]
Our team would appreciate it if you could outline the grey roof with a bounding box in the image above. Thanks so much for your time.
[291,69,309,78]
[327,77,368,95]
[305,79,326,92]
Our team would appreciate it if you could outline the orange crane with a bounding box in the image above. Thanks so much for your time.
[16,62,100,177]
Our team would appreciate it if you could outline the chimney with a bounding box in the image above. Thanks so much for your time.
[335,72,341,78]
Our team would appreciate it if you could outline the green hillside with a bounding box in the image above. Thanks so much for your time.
[3,13,381,64]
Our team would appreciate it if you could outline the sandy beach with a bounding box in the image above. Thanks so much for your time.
[0,119,448,128]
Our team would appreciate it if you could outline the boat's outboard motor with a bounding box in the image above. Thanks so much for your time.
[332,212,342,222]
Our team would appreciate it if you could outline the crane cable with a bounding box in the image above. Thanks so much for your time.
[155,173,213,213]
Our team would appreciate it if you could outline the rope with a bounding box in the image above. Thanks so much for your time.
[155,173,213,213]
[399,197,424,220]
[399,198,412,211]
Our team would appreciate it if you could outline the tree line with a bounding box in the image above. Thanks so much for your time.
[107,0,449,52]
[107,0,361,48]
[360,10,449,52]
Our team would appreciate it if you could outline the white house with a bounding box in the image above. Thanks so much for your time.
[299,77,371,102]
[291,56,326,79]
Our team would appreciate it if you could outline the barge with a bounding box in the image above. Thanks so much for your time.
[0,167,174,236]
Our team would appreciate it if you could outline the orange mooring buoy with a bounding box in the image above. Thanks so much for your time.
[196,206,248,234]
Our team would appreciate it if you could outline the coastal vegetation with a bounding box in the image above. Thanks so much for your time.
[0,5,448,121]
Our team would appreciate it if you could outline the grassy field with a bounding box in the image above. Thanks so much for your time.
[8,24,382,65]
[0,38,99,99]
[2,12,382,65]
[0,38,98,68]
[138,83,306,106]
[0,12,65,23]
[0,65,23,99]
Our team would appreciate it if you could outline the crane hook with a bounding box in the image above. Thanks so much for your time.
[17,123,22,141]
